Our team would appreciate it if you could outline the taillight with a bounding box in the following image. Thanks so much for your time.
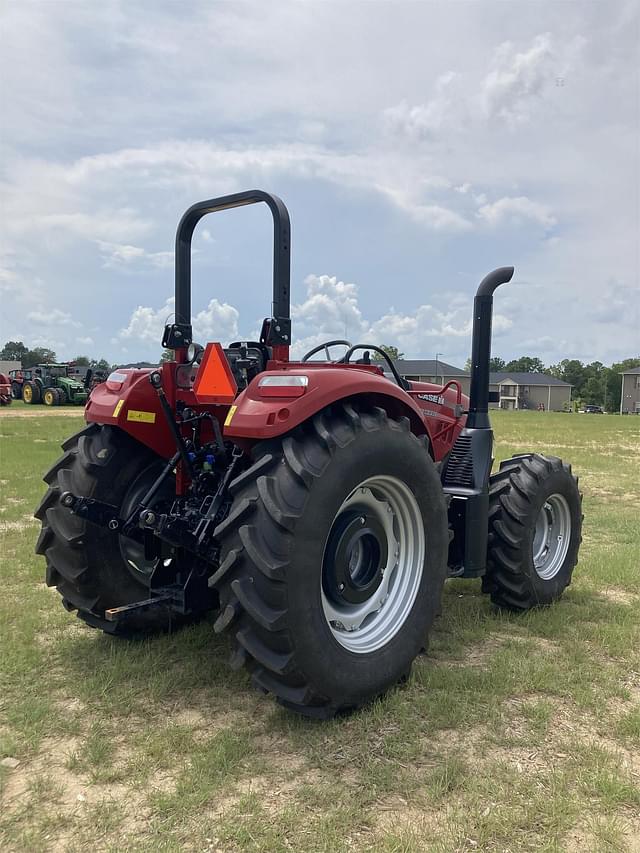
[257,375,309,397]
[106,371,128,391]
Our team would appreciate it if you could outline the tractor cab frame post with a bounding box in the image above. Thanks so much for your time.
[443,266,514,577]
[164,190,292,362]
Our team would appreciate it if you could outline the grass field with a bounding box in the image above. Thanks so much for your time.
[1,406,638,852]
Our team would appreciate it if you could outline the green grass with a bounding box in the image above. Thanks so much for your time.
[1,409,639,851]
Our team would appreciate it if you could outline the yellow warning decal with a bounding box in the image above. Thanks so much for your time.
[112,399,124,417]
[224,405,238,427]
[127,409,156,424]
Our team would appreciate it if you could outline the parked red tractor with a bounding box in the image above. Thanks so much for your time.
[8,368,23,400]
[35,191,582,717]
[0,373,12,406]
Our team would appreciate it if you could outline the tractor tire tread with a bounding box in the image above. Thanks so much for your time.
[486,452,582,611]
[210,401,446,717]
[35,424,179,635]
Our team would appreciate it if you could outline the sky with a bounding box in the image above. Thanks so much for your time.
[1,0,638,368]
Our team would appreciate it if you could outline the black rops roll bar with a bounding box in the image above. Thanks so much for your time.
[466,266,514,429]
[163,190,292,351]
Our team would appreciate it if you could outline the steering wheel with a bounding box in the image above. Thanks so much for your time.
[301,339,352,362]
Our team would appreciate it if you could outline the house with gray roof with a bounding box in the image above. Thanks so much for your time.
[619,366,640,414]
[488,372,572,411]
[393,359,468,389]
[391,361,572,411]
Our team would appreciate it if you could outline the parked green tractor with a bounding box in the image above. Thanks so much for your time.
[22,364,88,406]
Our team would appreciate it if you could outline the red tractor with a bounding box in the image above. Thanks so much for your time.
[8,368,23,400]
[35,191,582,717]
[0,373,12,406]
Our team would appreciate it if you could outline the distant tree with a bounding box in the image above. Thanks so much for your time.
[582,375,604,406]
[72,355,91,367]
[25,347,57,367]
[0,341,29,362]
[464,356,506,374]
[504,356,545,374]
[160,349,175,363]
[372,345,404,362]
[90,358,111,372]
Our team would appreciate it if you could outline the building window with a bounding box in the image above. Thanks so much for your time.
[501,384,517,397]
[635,376,640,389]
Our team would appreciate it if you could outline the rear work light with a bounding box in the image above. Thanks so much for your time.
[258,375,309,397]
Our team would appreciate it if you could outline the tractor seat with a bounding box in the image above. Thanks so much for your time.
[224,341,271,390]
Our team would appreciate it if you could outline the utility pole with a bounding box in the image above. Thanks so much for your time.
[435,352,443,386]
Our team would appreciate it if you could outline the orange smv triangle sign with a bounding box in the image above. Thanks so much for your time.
[193,343,238,404]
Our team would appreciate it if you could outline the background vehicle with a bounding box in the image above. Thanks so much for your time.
[8,368,23,400]
[584,405,604,414]
[36,191,583,717]
[0,373,12,406]
[67,363,109,392]
[22,364,88,406]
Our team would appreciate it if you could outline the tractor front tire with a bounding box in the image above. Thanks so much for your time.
[11,382,21,399]
[43,387,57,406]
[484,454,582,610]
[36,424,179,634]
[211,403,449,717]
[23,381,40,404]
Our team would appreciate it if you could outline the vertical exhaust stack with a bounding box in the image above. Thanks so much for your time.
[443,266,514,578]
[466,266,514,429]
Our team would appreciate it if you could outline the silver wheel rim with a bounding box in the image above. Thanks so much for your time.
[532,493,571,580]
[321,475,425,654]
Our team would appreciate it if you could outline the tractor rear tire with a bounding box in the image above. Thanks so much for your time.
[484,454,582,610]
[23,381,40,404]
[211,403,449,717]
[35,424,180,634]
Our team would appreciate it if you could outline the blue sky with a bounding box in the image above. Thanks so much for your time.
[1,0,638,367]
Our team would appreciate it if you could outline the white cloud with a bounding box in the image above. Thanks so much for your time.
[480,34,555,125]
[192,300,240,343]
[383,72,459,139]
[477,196,557,229]
[115,271,512,364]
[77,336,94,346]
[118,296,239,346]
[97,241,174,269]
[27,308,81,327]
[289,274,512,359]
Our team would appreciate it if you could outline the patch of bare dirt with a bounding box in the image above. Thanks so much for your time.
[0,409,85,418]
[1,734,156,846]
[565,818,640,853]
[599,588,639,606]
[375,798,446,835]
[436,634,561,671]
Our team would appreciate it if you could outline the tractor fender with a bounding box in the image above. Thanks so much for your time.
[224,367,458,463]
[85,368,175,458]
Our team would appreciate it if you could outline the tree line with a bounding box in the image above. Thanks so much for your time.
[3,339,637,410]
[0,341,112,373]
